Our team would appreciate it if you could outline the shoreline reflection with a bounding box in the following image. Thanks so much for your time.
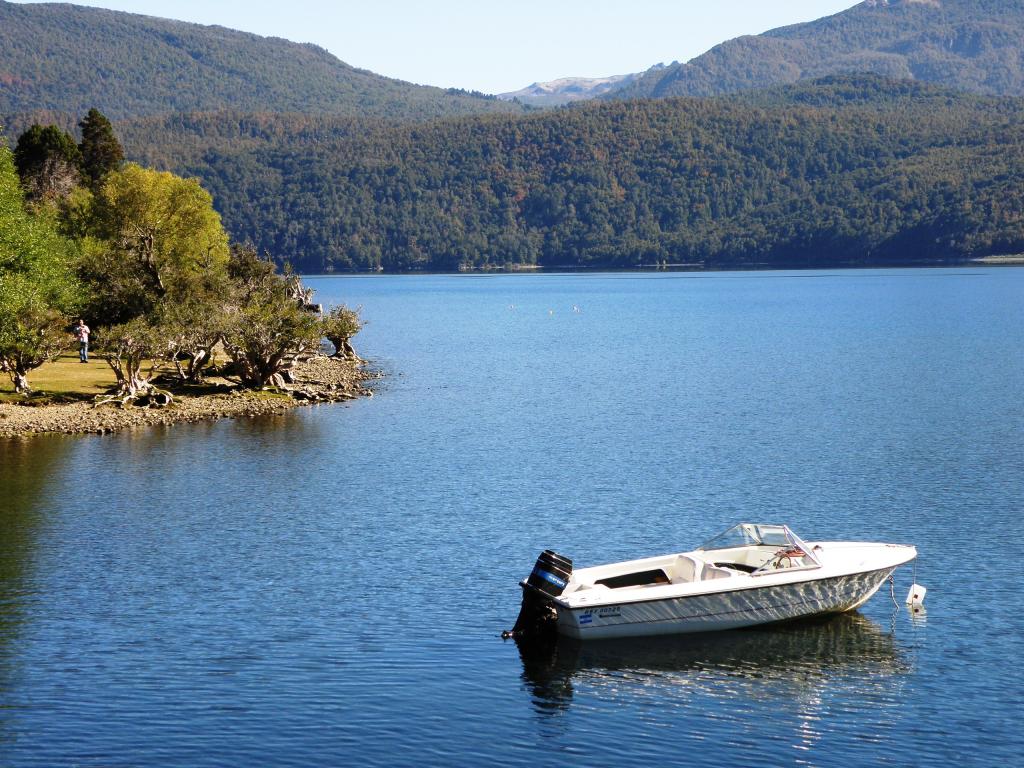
[0,436,72,744]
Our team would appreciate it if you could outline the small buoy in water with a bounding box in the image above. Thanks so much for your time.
[906,583,927,610]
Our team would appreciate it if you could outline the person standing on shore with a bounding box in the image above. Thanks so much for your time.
[74,319,90,363]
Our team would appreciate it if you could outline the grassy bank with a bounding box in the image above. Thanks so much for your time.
[0,354,372,438]
[0,354,115,403]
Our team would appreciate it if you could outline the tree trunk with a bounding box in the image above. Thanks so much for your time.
[327,334,357,359]
[101,354,169,405]
[174,347,212,384]
[118,374,152,398]
[12,369,31,394]
[187,348,210,382]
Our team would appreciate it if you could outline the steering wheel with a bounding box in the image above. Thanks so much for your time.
[771,547,804,569]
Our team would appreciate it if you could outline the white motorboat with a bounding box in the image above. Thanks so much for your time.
[508,523,917,640]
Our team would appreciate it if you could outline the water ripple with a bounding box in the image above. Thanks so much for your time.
[2,269,1023,766]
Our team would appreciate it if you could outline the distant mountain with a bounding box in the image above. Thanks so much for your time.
[0,0,520,128]
[499,73,644,107]
[610,0,1024,100]
[6,1,1024,274]
[116,76,1024,273]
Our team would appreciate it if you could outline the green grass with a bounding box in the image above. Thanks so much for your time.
[0,352,283,404]
[0,353,117,403]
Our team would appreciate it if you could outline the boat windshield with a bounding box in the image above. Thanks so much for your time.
[696,524,806,552]
[698,523,790,550]
[698,523,822,570]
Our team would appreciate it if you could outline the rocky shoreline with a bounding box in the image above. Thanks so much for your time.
[0,356,374,439]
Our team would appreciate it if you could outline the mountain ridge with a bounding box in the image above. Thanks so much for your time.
[607,0,1024,100]
[0,0,521,128]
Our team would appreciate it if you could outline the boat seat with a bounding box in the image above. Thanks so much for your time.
[669,554,703,584]
[701,565,735,581]
[566,580,609,594]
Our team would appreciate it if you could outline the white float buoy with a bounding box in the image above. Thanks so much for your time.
[906,583,926,608]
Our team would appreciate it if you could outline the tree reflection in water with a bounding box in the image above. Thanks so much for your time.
[0,437,71,735]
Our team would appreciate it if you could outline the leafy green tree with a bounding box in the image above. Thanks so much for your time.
[158,267,232,384]
[78,163,230,324]
[0,141,79,393]
[13,124,82,203]
[68,164,231,400]
[321,304,362,359]
[0,298,72,394]
[93,316,172,402]
[78,109,124,190]
[221,245,321,388]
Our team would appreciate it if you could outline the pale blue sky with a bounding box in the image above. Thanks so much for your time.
[13,1,859,93]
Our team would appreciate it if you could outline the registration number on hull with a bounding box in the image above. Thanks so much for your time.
[577,606,622,625]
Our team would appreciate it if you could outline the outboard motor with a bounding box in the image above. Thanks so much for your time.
[503,550,573,640]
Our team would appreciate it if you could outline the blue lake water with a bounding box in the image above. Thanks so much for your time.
[1,268,1023,766]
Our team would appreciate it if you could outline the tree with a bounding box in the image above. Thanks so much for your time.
[79,163,230,324]
[13,124,82,203]
[321,304,362,359]
[221,245,321,388]
[0,142,79,393]
[78,109,124,190]
[94,316,172,403]
[68,164,231,403]
[158,269,231,384]
[0,296,72,394]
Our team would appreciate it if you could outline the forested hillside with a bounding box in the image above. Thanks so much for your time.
[113,77,1024,272]
[0,0,519,129]
[5,2,1024,273]
[612,0,1024,100]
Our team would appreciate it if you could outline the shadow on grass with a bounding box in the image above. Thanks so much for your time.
[0,390,96,406]
[0,369,251,407]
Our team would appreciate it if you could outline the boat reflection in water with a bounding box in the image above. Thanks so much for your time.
[516,611,911,716]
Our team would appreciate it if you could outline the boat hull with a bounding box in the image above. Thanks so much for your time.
[556,566,896,640]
